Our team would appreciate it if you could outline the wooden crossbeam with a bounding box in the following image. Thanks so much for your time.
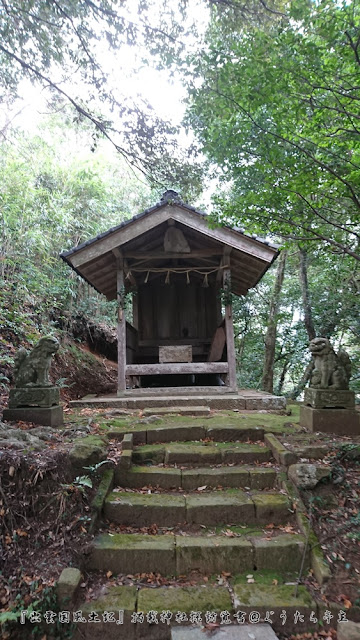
[124,249,224,260]
[126,362,229,376]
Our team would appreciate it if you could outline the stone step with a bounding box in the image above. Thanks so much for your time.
[171,625,279,640]
[132,442,272,466]
[108,424,265,446]
[88,532,308,576]
[76,580,314,638]
[182,467,276,491]
[76,579,315,639]
[128,387,233,396]
[142,406,211,416]
[70,392,286,411]
[116,465,277,490]
[104,490,291,527]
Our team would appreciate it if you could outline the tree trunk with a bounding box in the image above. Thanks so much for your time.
[261,250,287,393]
[298,247,316,341]
[276,359,290,395]
[289,360,314,400]
[288,247,316,399]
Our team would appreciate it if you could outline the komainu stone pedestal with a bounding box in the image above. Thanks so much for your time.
[3,405,63,427]
[304,388,355,409]
[301,388,359,435]
[300,405,359,435]
[3,387,63,427]
[8,386,60,408]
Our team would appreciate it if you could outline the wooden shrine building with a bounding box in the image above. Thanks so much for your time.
[60,191,278,395]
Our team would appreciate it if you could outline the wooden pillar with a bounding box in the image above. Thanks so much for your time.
[116,255,127,394]
[223,268,237,391]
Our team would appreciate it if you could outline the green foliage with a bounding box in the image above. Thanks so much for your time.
[0,609,19,623]
[73,475,93,489]
[231,248,359,396]
[182,1,360,394]
[0,119,151,344]
[186,0,360,261]
[0,0,189,93]
[83,460,110,473]
[0,582,74,639]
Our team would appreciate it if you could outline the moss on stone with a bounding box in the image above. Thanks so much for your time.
[252,492,290,508]
[233,583,314,607]
[130,465,178,475]
[206,425,265,441]
[97,406,300,438]
[187,489,252,506]
[214,442,269,451]
[167,442,218,451]
[91,469,114,514]
[252,492,291,525]
[250,468,277,490]
[94,533,175,550]
[90,533,176,574]
[57,567,82,605]
[106,491,185,507]
[231,570,299,585]
[176,536,253,574]
[132,444,165,464]
[69,434,108,469]
[137,585,232,614]
[81,585,137,613]
[253,534,308,573]
[213,525,265,537]
[296,512,331,585]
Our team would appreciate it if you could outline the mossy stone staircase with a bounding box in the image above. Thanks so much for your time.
[77,415,319,638]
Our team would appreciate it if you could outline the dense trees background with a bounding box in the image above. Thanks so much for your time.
[0,0,359,397]
[183,0,360,394]
[0,117,152,386]
[186,0,360,260]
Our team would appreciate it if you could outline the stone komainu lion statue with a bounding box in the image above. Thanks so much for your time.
[309,337,351,390]
[14,336,59,388]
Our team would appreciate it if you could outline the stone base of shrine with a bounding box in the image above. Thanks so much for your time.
[3,405,64,427]
[69,389,286,412]
[300,405,360,435]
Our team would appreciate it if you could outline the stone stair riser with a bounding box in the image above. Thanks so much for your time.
[181,468,271,491]
[222,449,271,464]
[77,590,316,640]
[108,425,265,446]
[185,498,254,527]
[176,538,254,574]
[207,426,264,441]
[70,394,286,410]
[89,535,174,575]
[77,581,315,640]
[132,447,272,466]
[88,534,308,576]
[165,449,221,465]
[147,426,206,443]
[104,492,291,528]
[116,467,182,489]
[105,497,186,527]
[116,467,277,490]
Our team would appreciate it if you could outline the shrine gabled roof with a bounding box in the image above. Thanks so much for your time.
[60,190,279,300]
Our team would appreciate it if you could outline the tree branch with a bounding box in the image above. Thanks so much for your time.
[345,30,360,66]
[0,42,157,182]
[284,190,360,241]
[210,87,360,211]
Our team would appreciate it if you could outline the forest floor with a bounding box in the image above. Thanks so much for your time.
[0,343,359,639]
